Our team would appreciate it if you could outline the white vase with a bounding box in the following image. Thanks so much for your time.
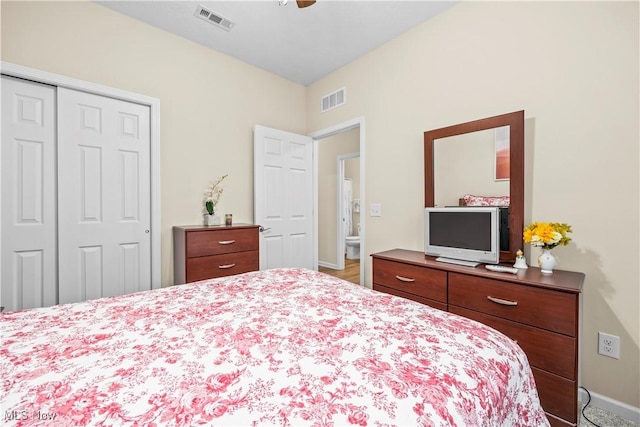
[204,214,220,226]
[538,249,556,274]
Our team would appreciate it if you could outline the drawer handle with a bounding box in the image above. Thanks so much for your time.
[487,296,518,306]
[218,263,236,269]
[395,275,416,283]
[218,240,236,245]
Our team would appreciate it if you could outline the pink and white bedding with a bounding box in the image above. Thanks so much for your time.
[1,268,549,426]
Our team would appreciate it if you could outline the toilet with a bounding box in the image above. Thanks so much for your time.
[345,223,361,260]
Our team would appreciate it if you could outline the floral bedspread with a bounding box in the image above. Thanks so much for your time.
[1,268,549,426]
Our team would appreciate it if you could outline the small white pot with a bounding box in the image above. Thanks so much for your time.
[204,214,221,226]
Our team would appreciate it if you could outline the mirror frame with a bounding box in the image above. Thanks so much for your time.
[424,110,524,262]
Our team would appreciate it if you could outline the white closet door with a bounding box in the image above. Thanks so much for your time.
[1,76,57,312]
[57,87,151,304]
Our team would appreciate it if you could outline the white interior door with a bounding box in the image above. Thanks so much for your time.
[57,87,151,304]
[254,125,314,270]
[1,76,57,312]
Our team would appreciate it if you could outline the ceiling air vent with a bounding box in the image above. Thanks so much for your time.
[321,87,346,113]
[194,5,235,32]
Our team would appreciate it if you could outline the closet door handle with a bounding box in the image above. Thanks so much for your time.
[218,263,236,269]
[395,275,415,283]
[487,296,518,306]
[218,240,236,245]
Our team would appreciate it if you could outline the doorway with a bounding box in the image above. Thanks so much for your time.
[317,151,360,285]
[310,117,365,286]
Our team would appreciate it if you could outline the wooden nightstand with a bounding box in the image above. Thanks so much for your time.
[173,224,259,285]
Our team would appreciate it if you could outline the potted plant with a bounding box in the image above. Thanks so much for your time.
[203,174,228,225]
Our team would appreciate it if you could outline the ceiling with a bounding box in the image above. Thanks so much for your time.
[96,1,457,86]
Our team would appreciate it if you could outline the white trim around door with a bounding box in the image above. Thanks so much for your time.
[0,61,162,290]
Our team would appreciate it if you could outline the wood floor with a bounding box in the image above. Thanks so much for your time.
[318,257,360,285]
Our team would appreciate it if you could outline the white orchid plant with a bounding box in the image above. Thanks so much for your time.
[203,174,228,216]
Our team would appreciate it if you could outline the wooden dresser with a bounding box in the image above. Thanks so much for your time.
[371,249,584,427]
[173,224,259,285]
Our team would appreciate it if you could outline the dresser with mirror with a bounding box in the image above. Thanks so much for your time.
[372,110,584,426]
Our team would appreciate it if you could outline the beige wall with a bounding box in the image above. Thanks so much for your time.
[1,1,306,288]
[317,128,359,264]
[2,0,638,410]
[307,0,639,409]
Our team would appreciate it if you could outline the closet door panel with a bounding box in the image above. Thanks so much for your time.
[1,76,57,312]
[57,88,151,304]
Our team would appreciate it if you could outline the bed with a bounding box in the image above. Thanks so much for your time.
[1,268,549,426]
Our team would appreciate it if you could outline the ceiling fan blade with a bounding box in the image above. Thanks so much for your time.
[296,0,316,8]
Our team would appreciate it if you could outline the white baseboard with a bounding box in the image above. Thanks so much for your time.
[579,388,640,424]
[317,261,338,270]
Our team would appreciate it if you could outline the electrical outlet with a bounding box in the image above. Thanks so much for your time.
[370,203,382,217]
[598,332,620,359]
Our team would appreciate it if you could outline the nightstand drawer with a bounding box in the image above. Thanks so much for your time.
[449,272,577,336]
[450,306,576,380]
[186,228,258,258]
[185,251,259,283]
[373,258,447,303]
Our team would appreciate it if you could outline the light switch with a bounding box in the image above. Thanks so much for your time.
[370,203,382,217]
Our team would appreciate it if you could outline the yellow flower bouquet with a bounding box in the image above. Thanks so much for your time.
[523,222,572,250]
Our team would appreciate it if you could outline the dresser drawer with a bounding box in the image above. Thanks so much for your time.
[449,272,577,336]
[374,284,447,311]
[373,258,447,303]
[450,306,576,380]
[185,251,259,283]
[186,228,258,258]
[532,367,577,424]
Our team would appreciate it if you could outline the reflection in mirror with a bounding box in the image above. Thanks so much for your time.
[434,127,510,207]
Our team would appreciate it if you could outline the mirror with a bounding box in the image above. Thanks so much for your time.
[424,111,524,262]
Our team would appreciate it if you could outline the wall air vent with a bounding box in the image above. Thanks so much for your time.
[194,5,235,32]
[321,88,346,113]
